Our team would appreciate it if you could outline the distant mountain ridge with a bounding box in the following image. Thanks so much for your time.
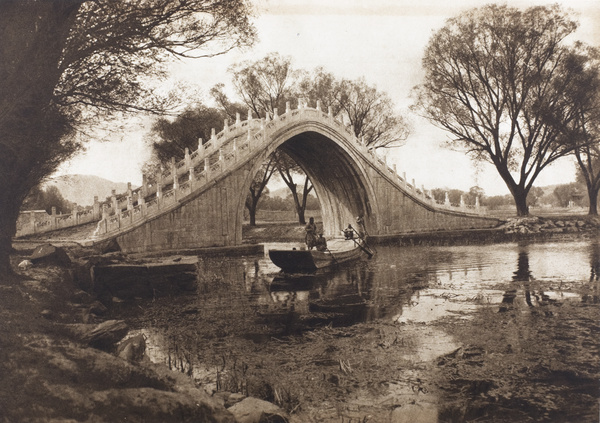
[44,174,130,206]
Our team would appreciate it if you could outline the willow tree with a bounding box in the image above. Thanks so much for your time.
[413,4,584,216]
[565,45,600,214]
[0,0,254,275]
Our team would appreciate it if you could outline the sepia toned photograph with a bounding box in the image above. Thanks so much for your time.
[1,0,599,421]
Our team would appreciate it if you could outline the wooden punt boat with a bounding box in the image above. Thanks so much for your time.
[268,238,371,273]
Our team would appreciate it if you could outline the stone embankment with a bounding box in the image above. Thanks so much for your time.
[498,215,600,235]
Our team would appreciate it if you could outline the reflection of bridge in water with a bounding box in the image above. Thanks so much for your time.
[92,102,499,254]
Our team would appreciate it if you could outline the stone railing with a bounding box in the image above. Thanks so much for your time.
[92,101,484,240]
[15,199,102,238]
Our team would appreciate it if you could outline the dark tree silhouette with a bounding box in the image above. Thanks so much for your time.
[564,45,600,214]
[245,157,277,226]
[413,4,585,216]
[0,0,254,274]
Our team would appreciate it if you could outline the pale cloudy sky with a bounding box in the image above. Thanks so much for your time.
[57,0,600,196]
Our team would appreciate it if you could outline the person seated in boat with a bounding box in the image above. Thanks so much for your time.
[315,233,328,251]
[343,224,355,240]
[305,217,318,249]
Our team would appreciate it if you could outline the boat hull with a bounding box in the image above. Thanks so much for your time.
[268,239,365,273]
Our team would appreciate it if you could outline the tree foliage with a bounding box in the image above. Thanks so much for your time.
[229,52,297,118]
[0,0,255,273]
[21,185,75,215]
[413,4,584,216]
[149,103,226,165]
[297,68,410,149]
[562,45,600,214]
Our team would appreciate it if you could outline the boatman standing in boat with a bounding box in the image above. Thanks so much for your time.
[305,217,318,249]
[356,215,366,238]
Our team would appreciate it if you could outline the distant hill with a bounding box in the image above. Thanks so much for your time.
[44,175,130,206]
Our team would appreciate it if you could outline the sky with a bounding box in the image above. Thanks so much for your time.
[56,0,600,197]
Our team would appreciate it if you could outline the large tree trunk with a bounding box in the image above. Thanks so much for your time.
[0,1,80,276]
[0,198,21,276]
[587,187,599,216]
[245,198,258,226]
[513,192,530,216]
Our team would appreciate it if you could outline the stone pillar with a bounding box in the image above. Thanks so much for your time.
[198,138,203,152]
[189,166,195,182]
[235,112,241,125]
[475,196,480,209]
[273,108,278,119]
[316,100,322,111]
[127,182,132,197]
[184,147,191,169]
[93,196,100,220]
[171,157,178,189]
[111,190,117,212]
[204,157,211,177]
[328,106,333,117]
[247,109,253,121]
[102,203,109,219]
[127,195,133,210]
[141,174,148,198]
[444,192,450,206]
[285,101,291,114]
[210,128,216,143]
[460,195,465,208]
[156,170,163,199]
[223,118,229,131]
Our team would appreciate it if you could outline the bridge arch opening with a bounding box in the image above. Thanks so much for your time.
[240,128,376,242]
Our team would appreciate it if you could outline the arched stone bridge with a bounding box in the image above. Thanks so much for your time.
[93,102,499,254]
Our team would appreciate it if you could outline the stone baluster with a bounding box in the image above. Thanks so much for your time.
[156,168,163,199]
[111,189,117,212]
[316,100,322,111]
[171,157,178,190]
[393,164,397,174]
[247,109,252,121]
[127,182,132,198]
[412,179,416,191]
[402,172,407,188]
[286,101,291,114]
[141,174,148,198]
[460,195,465,208]
[235,112,241,125]
[273,108,278,119]
[328,106,333,117]
[204,157,210,177]
[210,128,216,144]
[198,137,204,152]
[444,192,450,206]
[224,118,229,131]
[188,166,195,182]
[101,203,109,220]
[93,196,100,220]
[184,147,191,169]
[475,196,480,209]
[127,195,133,211]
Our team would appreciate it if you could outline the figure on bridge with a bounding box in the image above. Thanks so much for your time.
[305,217,318,249]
